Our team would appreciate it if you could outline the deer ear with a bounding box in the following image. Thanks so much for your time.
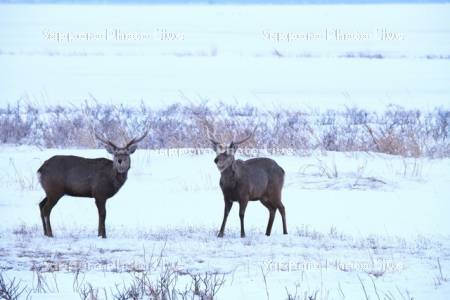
[127,143,138,154]
[105,144,116,155]
[210,140,219,152]
[229,142,237,154]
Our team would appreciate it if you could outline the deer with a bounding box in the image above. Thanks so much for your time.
[37,131,147,238]
[207,128,287,238]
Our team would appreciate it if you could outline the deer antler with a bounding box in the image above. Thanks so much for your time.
[94,132,119,149]
[126,131,148,148]
[206,126,220,145]
[232,126,257,145]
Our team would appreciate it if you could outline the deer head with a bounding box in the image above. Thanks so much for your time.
[207,127,255,172]
[95,131,148,173]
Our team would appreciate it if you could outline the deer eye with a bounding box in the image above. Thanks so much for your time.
[118,159,123,164]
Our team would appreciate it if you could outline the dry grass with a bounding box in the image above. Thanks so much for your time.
[1,101,449,158]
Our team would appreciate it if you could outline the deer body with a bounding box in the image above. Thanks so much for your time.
[38,156,127,199]
[37,132,147,238]
[219,158,283,201]
[208,129,287,238]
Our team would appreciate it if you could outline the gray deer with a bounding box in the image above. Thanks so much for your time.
[37,131,147,238]
[208,128,287,238]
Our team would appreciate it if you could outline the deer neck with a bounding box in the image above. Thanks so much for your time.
[112,168,128,190]
[220,162,238,189]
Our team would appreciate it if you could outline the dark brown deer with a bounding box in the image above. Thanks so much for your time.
[208,128,287,238]
[37,131,147,238]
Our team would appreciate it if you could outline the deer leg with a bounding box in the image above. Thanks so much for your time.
[266,208,276,236]
[218,200,233,238]
[95,199,107,238]
[42,195,62,237]
[261,200,276,236]
[277,202,288,235]
[238,200,248,238]
[39,198,48,236]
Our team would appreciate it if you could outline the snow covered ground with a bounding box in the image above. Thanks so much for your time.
[1,4,450,110]
[1,146,449,299]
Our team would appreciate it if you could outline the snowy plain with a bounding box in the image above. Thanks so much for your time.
[0,4,450,110]
[1,146,450,299]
